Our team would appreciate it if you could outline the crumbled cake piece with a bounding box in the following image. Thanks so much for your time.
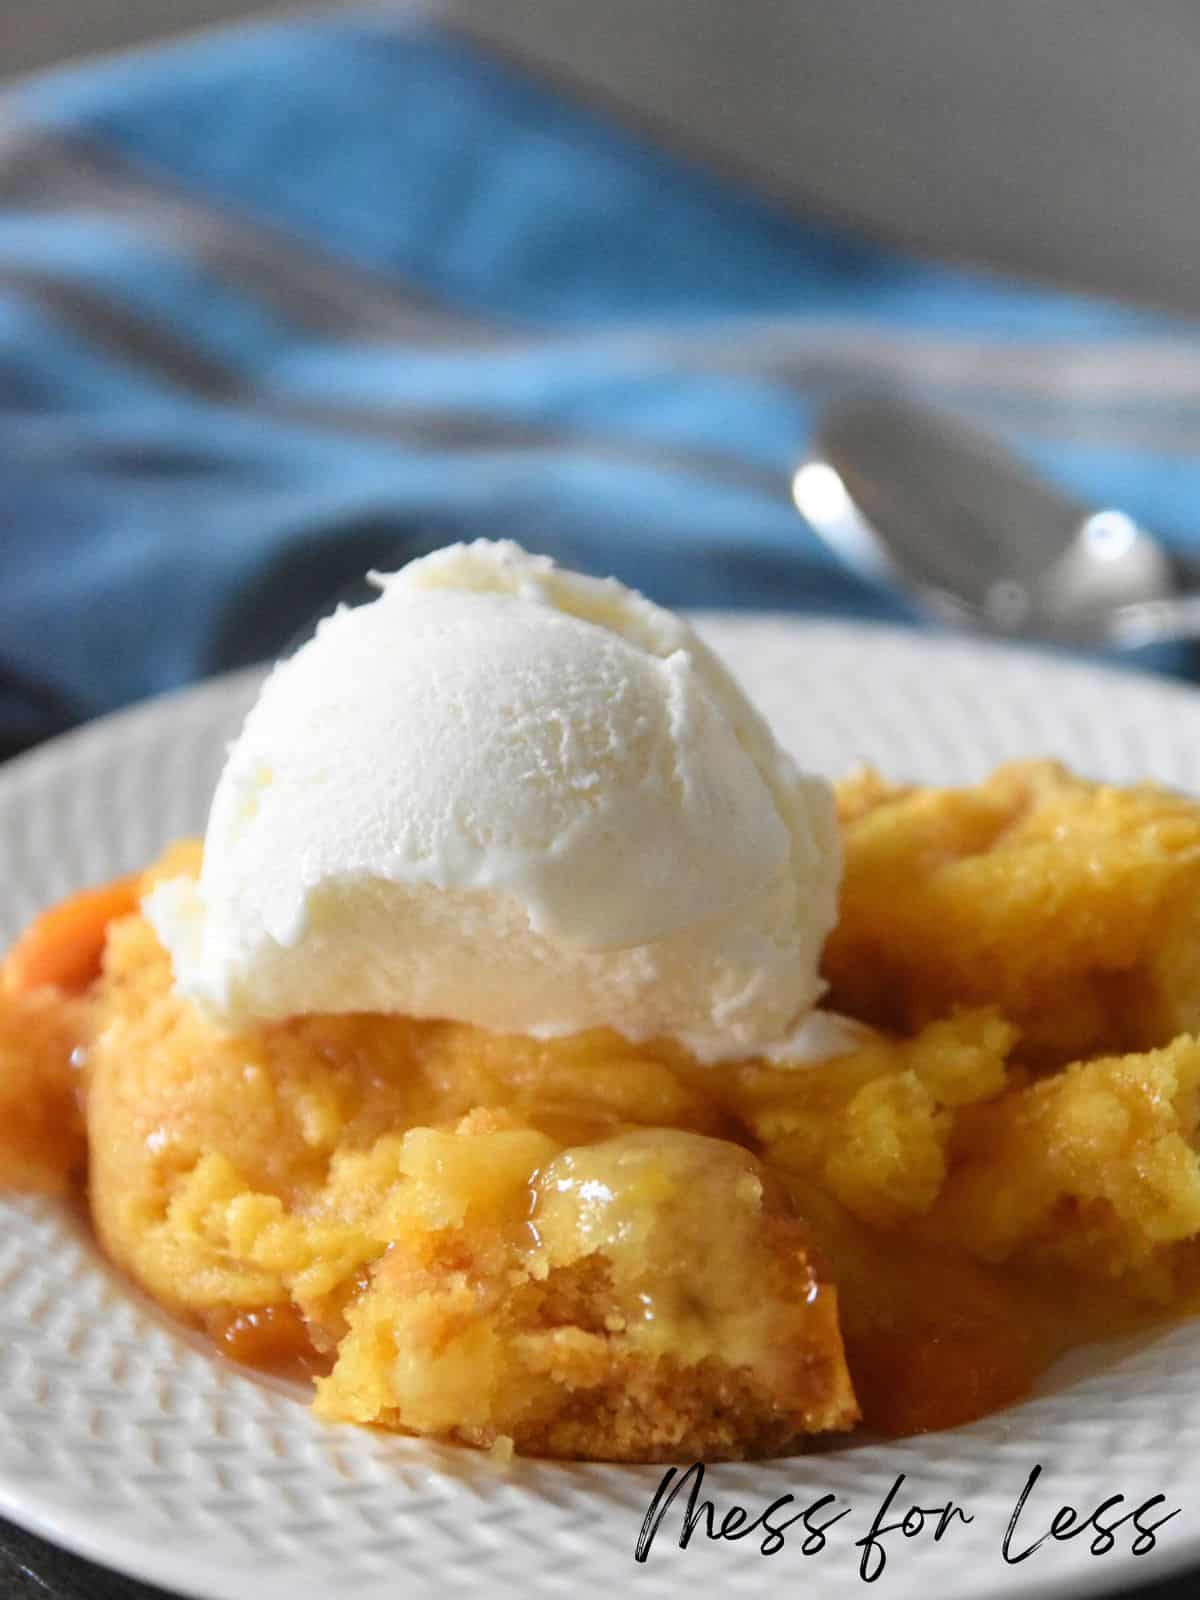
[318,1122,856,1458]
[921,1035,1200,1298]
[827,760,1200,1064]
[84,901,855,1459]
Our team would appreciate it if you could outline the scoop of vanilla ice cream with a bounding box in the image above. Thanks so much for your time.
[145,540,841,1061]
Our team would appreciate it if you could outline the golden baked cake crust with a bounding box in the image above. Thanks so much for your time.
[83,901,857,1460]
[6,760,1200,1457]
[826,759,1200,1064]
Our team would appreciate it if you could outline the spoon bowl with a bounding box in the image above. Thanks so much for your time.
[796,393,1199,648]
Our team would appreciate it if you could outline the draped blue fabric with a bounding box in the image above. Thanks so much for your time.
[4,9,1200,754]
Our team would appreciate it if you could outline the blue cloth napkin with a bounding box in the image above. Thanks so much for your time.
[4,6,1200,757]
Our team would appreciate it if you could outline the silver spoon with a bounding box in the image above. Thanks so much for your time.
[793,392,1200,649]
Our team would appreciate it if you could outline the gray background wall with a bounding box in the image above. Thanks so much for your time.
[7,0,1200,314]
[2,0,303,76]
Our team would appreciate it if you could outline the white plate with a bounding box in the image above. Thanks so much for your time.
[2,616,1199,1600]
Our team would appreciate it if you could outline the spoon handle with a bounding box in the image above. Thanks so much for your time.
[1166,545,1200,595]
[1105,593,1200,647]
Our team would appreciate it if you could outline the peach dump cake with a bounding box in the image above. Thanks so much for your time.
[4,541,1200,1463]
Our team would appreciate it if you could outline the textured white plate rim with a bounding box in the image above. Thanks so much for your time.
[0,1476,272,1600]
[8,612,1200,796]
[2,615,1199,1600]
